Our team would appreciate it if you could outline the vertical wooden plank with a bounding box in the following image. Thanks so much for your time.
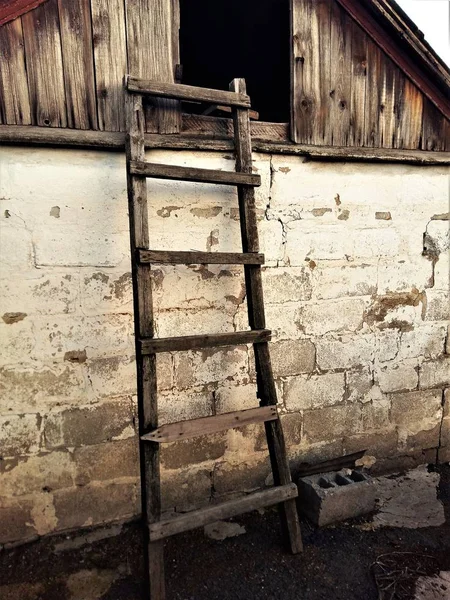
[0,18,31,124]
[312,0,332,145]
[348,18,367,147]
[291,0,313,143]
[329,3,352,146]
[125,0,180,134]
[291,0,332,145]
[378,58,398,148]
[230,78,303,555]
[364,39,382,147]
[421,97,448,152]
[22,0,67,127]
[91,0,127,131]
[126,93,165,598]
[394,76,423,149]
[57,0,98,129]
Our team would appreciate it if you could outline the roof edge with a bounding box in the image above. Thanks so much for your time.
[0,0,49,27]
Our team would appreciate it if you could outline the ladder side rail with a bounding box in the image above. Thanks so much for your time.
[126,93,165,599]
[229,78,303,554]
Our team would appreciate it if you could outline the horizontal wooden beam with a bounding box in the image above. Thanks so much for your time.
[141,406,278,443]
[137,249,264,265]
[129,160,261,186]
[1,126,449,165]
[127,76,251,108]
[139,329,271,354]
[149,483,298,541]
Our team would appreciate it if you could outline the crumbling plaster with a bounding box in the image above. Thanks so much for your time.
[0,146,449,546]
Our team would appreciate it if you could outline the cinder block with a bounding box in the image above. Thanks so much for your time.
[296,298,366,336]
[297,469,376,526]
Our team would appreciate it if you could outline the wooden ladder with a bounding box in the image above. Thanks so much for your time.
[125,76,303,599]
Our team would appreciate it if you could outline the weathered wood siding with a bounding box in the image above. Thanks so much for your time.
[0,0,448,149]
[291,0,450,150]
[0,0,178,132]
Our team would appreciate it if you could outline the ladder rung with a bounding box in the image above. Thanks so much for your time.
[140,329,271,354]
[149,483,298,541]
[126,76,251,108]
[129,161,261,187]
[141,406,278,443]
[138,249,265,265]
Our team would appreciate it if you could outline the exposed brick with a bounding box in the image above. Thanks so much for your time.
[174,346,248,389]
[401,424,441,453]
[0,319,35,367]
[343,428,398,458]
[303,399,390,443]
[81,271,133,315]
[420,357,450,389]
[0,500,37,544]
[375,212,391,220]
[289,439,344,473]
[376,359,419,393]
[396,324,446,360]
[156,307,234,339]
[390,389,442,434]
[53,481,139,531]
[73,439,139,484]
[85,356,138,398]
[0,451,74,496]
[162,466,212,512]
[270,339,316,377]
[280,413,302,447]
[284,372,345,411]
[32,314,134,361]
[262,267,312,304]
[377,258,432,295]
[215,382,259,413]
[0,414,41,457]
[316,335,375,370]
[161,434,227,470]
[265,304,303,340]
[346,367,373,402]
[0,272,79,316]
[213,456,271,496]
[152,264,244,312]
[159,390,213,425]
[312,263,377,301]
[303,405,360,443]
[43,399,135,449]
[297,298,366,336]
[0,363,86,413]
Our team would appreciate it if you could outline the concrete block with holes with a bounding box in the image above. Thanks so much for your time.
[297,469,376,526]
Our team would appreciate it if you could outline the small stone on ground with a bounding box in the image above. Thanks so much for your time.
[204,521,246,541]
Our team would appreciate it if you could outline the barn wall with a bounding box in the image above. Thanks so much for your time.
[0,0,448,149]
[291,0,450,150]
[0,146,449,546]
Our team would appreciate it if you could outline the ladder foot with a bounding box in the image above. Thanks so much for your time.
[281,498,303,554]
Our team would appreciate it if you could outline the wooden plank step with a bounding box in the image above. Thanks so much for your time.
[141,406,278,443]
[149,483,298,541]
[140,329,271,354]
[129,161,261,187]
[126,76,251,108]
[137,249,264,265]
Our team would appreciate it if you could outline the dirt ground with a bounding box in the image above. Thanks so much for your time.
[1,464,449,600]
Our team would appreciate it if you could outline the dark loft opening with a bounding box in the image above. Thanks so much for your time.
[179,0,290,123]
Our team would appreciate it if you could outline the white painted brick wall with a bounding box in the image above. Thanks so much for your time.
[0,146,448,544]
